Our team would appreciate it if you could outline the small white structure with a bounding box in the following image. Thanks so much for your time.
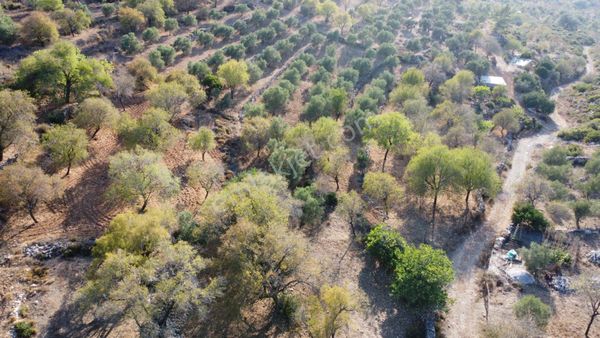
[480,75,507,88]
[510,57,533,68]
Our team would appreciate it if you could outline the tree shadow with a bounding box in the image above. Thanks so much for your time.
[358,252,416,338]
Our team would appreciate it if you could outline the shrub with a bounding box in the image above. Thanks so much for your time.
[101,3,116,17]
[391,244,454,310]
[14,321,37,338]
[546,202,572,225]
[19,11,59,46]
[180,14,197,26]
[294,185,325,226]
[148,50,164,69]
[0,10,18,44]
[119,7,145,33]
[164,18,178,32]
[278,293,301,326]
[521,242,571,276]
[542,146,569,166]
[142,27,160,42]
[365,224,406,269]
[513,295,551,327]
[511,202,550,231]
[522,91,555,114]
[173,36,192,55]
[120,33,143,54]
[536,163,571,183]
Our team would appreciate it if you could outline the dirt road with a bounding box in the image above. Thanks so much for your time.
[443,47,593,337]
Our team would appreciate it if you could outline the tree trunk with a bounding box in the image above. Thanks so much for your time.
[140,197,149,213]
[382,148,389,172]
[65,160,72,177]
[91,126,101,139]
[230,87,235,99]
[465,189,471,211]
[350,219,356,237]
[204,189,210,201]
[202,151,206,161]
[585,313,597,337]
[576,217,581,229]
[118,96,126,112]
[0,145,3,161]
[28,206,38,223]
[383,197,389,220]
[334,175,339,191]
[431,192,438,243]
[65,78,72,104]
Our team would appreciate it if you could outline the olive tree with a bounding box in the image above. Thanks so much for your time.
[73,97,120,139]
[362,171,402,219]
[0,90,37,161]
[188,127,216,161]
[19,11,59,46]
[147,81,188,121]
[574,273,600,337]
[452,147,500,211]
[216,59,249,99]
[405,145,458,241]
[15,41,113,103]
[186,159,224,201]
[107,147,180,212]
[307,285,357,338]
[336,190,365,237]
[77,215,220,337]
[42,123,89,176]
[117,108,179,150]
[0,163,59,223]
[241,117,271,159]
[364,112,416,172]
[318,146,349,191]
[493,107,520,138]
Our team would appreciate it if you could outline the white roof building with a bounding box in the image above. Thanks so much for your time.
[480,75,507,87]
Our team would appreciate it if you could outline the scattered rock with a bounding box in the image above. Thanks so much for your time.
[496,162,509,174]
[23,241,67,260]
[588,250,600,265]
[567,156,589,166]
[549,276,572,293]
[506,267,536,285]
[494,237,505,250]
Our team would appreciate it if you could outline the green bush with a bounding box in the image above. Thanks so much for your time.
[164,18,178,32]
[521,242,571,276]
[142,27,160,42]
[513,295,551,327]
[278,293,300,326]
[365,224,406,269]
[181,14,197,26]
[120,33,143,55]
[14,321,37,338]
[542,146,569,166]
[390,244,454,310]
[101,3,115,17]
[0,11,17,45]
[536,163,571,183]
[511,202,550,231]
[293,185,324,227]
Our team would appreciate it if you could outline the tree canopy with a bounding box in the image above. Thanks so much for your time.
[16,41,113,103]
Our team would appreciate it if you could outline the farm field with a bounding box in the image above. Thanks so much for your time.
[0,0,599,337]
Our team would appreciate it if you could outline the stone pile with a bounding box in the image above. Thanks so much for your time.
[549,276,572,293]
[588,250,600,265]
[23,241,67,260]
